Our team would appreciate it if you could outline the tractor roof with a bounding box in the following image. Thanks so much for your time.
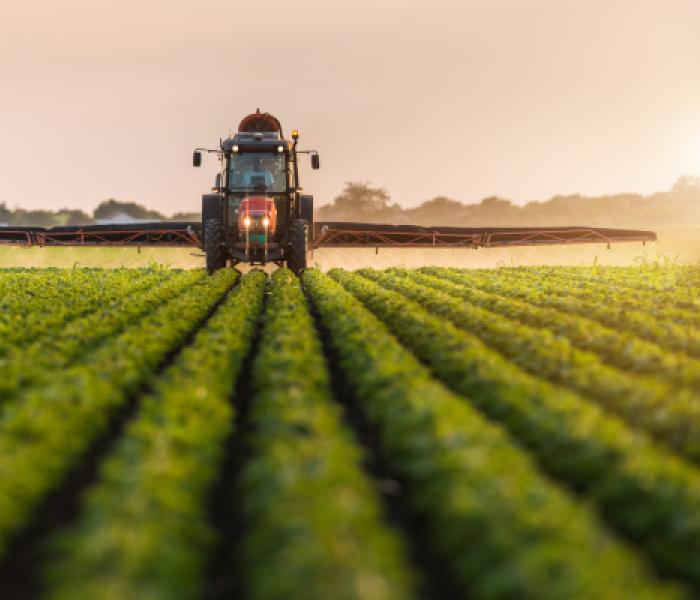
[219,110,293,152]
[222,133,293,152]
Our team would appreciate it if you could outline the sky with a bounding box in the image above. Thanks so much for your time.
[1,0,699,214]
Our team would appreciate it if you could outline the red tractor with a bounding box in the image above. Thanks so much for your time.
[0,110,657,260]
[193,110,319,274]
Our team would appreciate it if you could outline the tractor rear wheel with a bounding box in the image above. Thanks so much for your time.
[287,219,309,275]
[204,219,227,274]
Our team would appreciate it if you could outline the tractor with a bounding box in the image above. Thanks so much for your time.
[193,110,319,274]
[0,111,657,259]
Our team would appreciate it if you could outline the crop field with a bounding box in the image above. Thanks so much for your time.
[0,264,700,599]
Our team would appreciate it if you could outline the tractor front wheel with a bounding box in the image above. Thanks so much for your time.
[287,219,309,275]
[204,219,227,274]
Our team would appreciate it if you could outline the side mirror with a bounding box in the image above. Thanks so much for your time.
[214,173,222,189]
[193,151,202,167]
[311,154,320,170]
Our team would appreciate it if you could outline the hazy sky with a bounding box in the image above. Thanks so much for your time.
[1,0,699,214]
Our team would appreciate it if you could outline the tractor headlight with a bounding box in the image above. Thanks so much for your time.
[277,145,284,153]
[262,216,270,227]
[243,216,251,228]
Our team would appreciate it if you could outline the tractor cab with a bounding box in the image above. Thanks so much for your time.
[193,110,319,274]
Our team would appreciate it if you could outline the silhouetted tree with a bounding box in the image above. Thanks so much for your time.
[10,210,60,227]
[93,199,164,221]
[317,182,402,222]
[169,211,201,222]
[56,209,94,226]
[0,203,11,224]
[672,176,700,196]
[407,196,464,223]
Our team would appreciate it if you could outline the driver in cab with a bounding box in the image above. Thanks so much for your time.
[243,158,274,189]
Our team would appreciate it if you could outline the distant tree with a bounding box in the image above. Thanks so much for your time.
[0,203,11,224]
[56,209,94,226]
[479,196,513,210]
[420,196,463,209]
[317,182,401,221]
[407,196,464,225]
[93,199,164,221]
[330,182,391,212]
[672,176,700,194]
[169,212,201,222]
[11,209,60,227]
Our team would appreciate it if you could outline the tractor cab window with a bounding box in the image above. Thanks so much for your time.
[228,153,286,193]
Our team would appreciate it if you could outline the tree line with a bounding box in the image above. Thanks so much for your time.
[318,176,700,230]
[1,176,698,229]
[0,199,199,227]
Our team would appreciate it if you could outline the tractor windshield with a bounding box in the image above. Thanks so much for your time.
[228,153,287,193]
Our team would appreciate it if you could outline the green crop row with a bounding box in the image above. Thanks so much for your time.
[505,266,700,312]
[501,264,700,299]
[466,267,700,329]
[495,264,700,322]
[305,269,680,599]
[0,269,155,317]
[0,269,121,309]
[0,269,206,402]
[433,267,700,359]
[417,267,700,390]
[364,268,700,462]
[0,269,172,353]
[42,270,266,600]
[238,269,415,600]
[0,268,238,557]
[329,269,700,589]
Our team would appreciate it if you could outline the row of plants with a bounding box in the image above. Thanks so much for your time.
[415,268,700,390]
[330,269,700,589]
[304,269,680,599]
[503,264,700,296]
[0,269,173,353]
[42,270,266,600]
[0,269,149,318]
[503,266,700,311]
[0,269,119,306]
[467,267,700,329]
[0,268,238,558]
[433,267,700,359]
[238,269,415,600]
[363,269,700,462]
[0,269,206,402]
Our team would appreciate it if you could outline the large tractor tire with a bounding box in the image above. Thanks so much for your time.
[287,219,309,275]
[204,219,227,274]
